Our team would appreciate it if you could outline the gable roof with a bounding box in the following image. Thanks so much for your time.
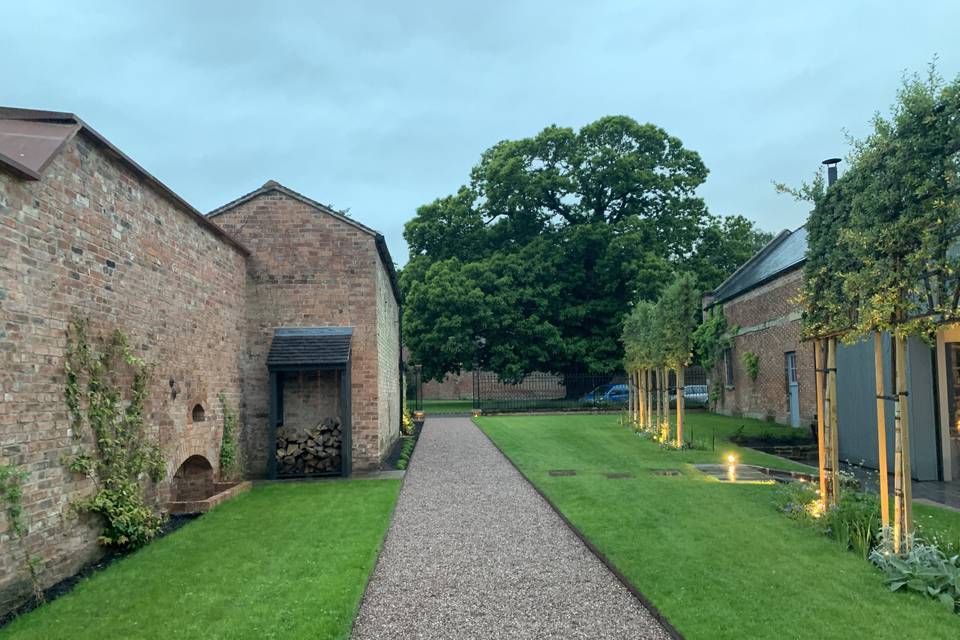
[267,327,352,370]
[208,180,401,304]
[0,106,249,255]
[711,225,808,304]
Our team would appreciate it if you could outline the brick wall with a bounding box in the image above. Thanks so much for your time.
[716,270,817,427]
[0,132,246,611]
[375,259,400,455]
[210,190,393,472]
[281,370,340,436]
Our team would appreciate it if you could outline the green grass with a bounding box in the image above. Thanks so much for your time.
[1,480,401,640]
[477,412,960,640]
[420,399,474,413]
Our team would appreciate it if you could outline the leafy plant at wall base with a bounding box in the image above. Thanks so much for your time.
[218,393,240,478]
[871,533,960,613]
[63,318,166,550]
[740,351,759,382]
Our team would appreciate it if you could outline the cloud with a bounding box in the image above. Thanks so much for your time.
[2,1,958,264]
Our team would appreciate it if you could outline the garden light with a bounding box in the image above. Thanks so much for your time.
[726,453,736,465]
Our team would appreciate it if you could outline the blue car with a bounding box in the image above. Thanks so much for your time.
[581,383,629,404]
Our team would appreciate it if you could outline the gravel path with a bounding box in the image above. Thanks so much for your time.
[351,417,671,640]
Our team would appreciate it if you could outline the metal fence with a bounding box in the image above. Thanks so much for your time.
[473,366,708,414]
[406,365,709,415]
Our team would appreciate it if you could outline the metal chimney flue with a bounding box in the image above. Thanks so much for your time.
[822,157,841,186]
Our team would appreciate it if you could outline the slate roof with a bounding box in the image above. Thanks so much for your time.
[711,225,808,304]
[267,327,353,369]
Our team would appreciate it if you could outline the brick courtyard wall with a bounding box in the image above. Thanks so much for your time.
[210,189,393,473]
[0,132,247,612]
[716,270,817,427]
[375,259,400,455]
[423,371,474,400]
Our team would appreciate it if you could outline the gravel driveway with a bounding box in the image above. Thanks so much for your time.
[351,417,671,640]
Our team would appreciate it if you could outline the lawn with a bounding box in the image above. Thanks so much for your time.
[421,399,474,414]
[477,412,960,640]
[0,480,401,640]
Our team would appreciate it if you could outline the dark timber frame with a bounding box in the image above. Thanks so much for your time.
[266,327,353,479]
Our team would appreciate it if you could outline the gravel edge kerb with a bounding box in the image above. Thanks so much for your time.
[474,419,687,640]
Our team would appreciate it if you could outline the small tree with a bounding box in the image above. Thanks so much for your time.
[658,273,701,445]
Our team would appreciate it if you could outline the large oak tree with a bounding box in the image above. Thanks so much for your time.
[402,115,770,381]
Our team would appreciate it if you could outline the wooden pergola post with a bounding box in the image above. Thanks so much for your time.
[873,332,890,529]
[645,368,653,431]
[662,367,670,442]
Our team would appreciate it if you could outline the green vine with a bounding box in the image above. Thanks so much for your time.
[0,463,27,538]
[63,318,166,549]
[741,351,760,382]
[218,392,240,478]
[1,463,45,603]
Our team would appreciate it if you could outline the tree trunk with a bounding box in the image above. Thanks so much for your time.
[661,367,670,442]
[644,368,657,431]
[893,334,914,552]
[827,337,840,504]
[676,366,685,447]
[873,332,890,530]
[814,339,828,510]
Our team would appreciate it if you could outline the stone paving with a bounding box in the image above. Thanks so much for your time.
[351,417,670,640]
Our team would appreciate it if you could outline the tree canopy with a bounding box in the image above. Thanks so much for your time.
[797,67,960,340]
[402,115,771,380]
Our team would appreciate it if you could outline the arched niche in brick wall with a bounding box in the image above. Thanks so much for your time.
[186,397,209,425]
[171,454,214,502]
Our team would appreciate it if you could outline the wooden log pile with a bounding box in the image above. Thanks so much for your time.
[276,417,342,475]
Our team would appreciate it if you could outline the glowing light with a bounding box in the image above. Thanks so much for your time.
[726,454,736,465]
[727,464,737,482]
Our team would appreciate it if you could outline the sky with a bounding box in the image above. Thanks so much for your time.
[3,2,959,266]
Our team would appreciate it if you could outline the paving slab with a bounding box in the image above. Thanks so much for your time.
[351,417,671,640]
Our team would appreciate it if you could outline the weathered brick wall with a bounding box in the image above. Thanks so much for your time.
[281,370,340,434]
[375,259,400,455]
[0,132,246,611]
[716,270,817,427]
[423,371,473,400]
[210,190,391,472]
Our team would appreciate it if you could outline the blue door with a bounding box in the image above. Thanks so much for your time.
[785,351,800,427]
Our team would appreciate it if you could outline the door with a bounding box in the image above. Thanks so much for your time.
[785,351,800,427]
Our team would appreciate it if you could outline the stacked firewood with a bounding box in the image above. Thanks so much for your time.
[276,417,342,475]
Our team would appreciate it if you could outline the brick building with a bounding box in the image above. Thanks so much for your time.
[704,227,816,428]
[0,107,401,611]
[706,222,958,485]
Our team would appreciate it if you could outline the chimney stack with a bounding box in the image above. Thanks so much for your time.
[822,157,841,186]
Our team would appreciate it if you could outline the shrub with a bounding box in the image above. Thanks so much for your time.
[821,490,881,558]
[871,534,960,613]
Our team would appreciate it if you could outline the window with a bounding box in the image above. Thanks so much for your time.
[191,404,206,422]
[724,348,734,386]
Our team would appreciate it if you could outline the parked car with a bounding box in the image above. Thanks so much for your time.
[581,383,629,405]
[670,384,708,407]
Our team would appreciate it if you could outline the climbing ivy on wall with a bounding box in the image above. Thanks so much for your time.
[218,392,240,479]
[0,463,28,538]
[63,318,166,549]
[740,351,759,382]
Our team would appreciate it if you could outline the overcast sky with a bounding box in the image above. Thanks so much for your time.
[3,2,958,265]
